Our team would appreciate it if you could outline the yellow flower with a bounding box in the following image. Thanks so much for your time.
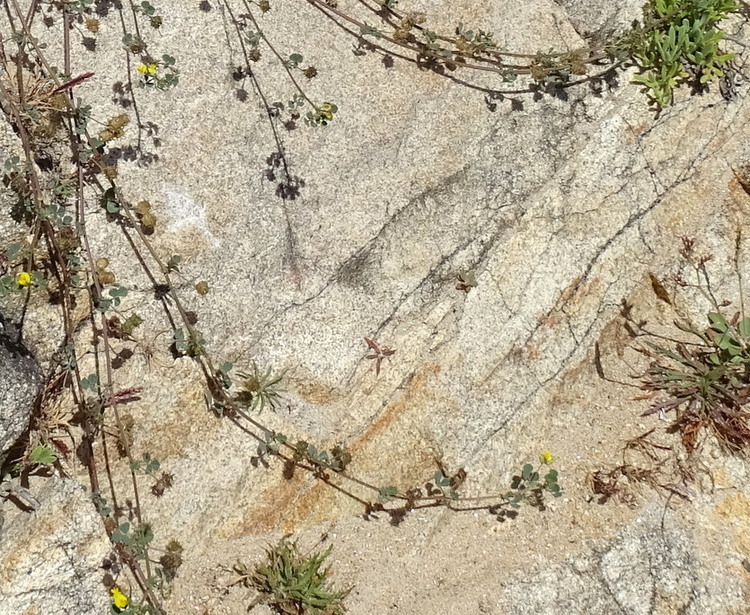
[110,587,129,610]
[136,63,159,76]
[540,450,554,465]
[15,271,31,286]
[319,102,336,121]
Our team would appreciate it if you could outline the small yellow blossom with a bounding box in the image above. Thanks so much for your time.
[110,587,129,610]
[15,271,31,286]
[540,450,554,465]
[320,103,334,120]
[136,63,159,76]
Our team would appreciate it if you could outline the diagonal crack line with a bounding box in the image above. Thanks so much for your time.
[548,142,707,303]
[477,140,725,441]
[536,286,617,389]
[479,123,732,441]
[342,220,512,387]
[245,177,471,332]
[259,166,492,366]
[333,165,471,284]
[481,295,596,445]
[344,366,423,441]
[530,157,658,226]
[245,270,341,347]
[261,164,484,337]
[367,226,506,343]
[599,566,633,615]
[260,164,475,334]
[482,151,696,386]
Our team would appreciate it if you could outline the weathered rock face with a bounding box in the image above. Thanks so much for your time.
[0,477,110,615]
[1,0,750,613]
[498,504,748,615]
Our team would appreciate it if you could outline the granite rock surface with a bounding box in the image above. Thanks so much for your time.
[2,0,750,613]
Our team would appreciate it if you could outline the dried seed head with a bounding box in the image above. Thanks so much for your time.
[140,212,156,228]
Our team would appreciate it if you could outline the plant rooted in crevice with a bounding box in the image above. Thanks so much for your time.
[231,538,350,615]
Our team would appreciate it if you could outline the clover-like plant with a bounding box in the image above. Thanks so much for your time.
[505,463,562,510]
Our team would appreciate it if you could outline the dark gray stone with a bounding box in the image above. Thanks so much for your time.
[0,312,43,467]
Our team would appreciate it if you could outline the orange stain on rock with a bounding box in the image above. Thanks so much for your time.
[353,363,441,448]
[296,379,338,406]
[728,175,750,204]
[714,493,750,557]
[538,275,601,331]
[225,364,444,537]
[343,363,443,491]
[221,470,329,538]
[624,122,650,145]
